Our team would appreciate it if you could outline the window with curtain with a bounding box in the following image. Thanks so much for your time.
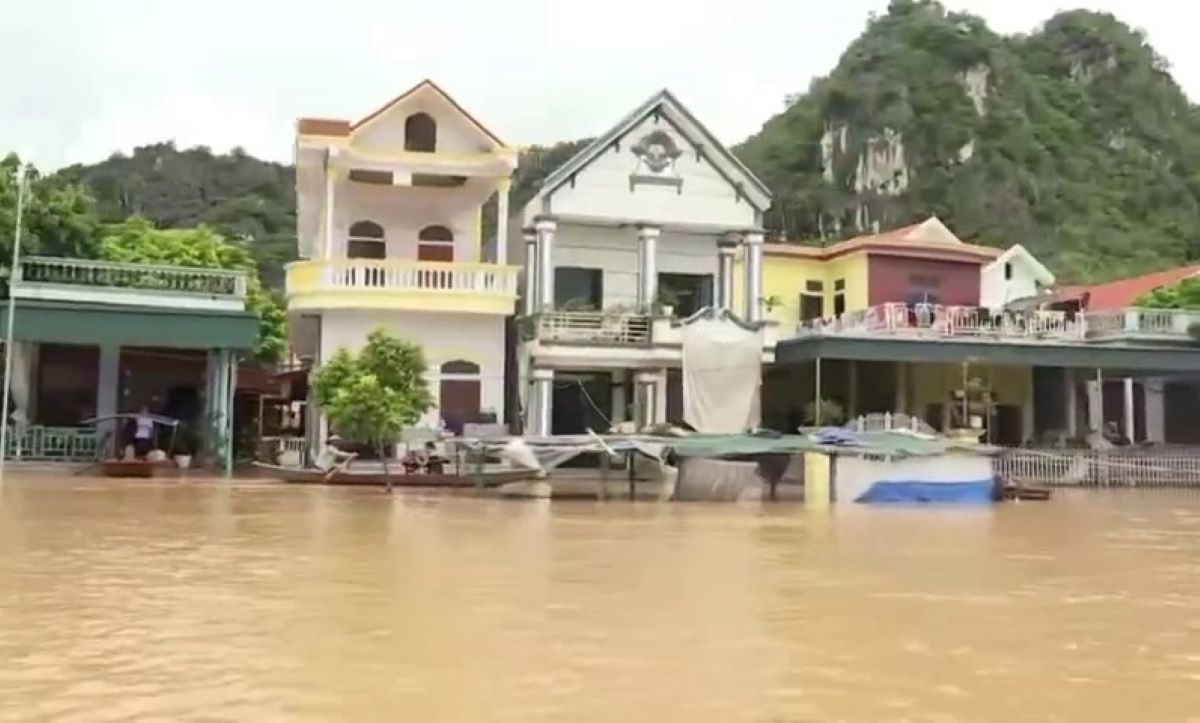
[417,225,454,262]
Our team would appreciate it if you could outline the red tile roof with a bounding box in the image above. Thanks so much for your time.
[1058,264,1200,311]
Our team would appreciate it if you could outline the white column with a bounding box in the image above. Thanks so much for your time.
[535,217,556,311]
[323,153,337,260]
[611,370,627,424]
[716,237,737,310]
[1144,377,1165,443]
[848,359,858,418]
[522,228,538,316]
[1065,367,1078,438]
[654,369,668,425]
[743,230,764,322]
[496,178,511,265]
[1087,370,1103,433]
[1123,377,1136,442]
[894,361,907,414]
[636,225,660,312]
[633,370,660,428]
[530,367,554,437]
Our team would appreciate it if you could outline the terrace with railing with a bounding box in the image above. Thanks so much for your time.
[13,257,248,311]
[533,311,653,346]
[794,303,1200,344]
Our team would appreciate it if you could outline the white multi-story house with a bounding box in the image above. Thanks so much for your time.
[516,89,774,436]
[286,80,520,442]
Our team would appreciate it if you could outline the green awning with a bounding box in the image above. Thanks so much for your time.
[775,335,1200,373]
[0,300,258,350]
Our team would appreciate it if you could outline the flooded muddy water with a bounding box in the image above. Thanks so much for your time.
[1,476,1200,721]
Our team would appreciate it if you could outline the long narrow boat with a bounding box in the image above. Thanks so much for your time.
[252,462,535,488]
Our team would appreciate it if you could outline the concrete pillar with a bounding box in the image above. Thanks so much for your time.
[495,178,510,265]
[96,344,121,446]
[530,367,554,437]
[1022,369,1035,445]
[1144,377,1165,443]
[1087,370,1103,433]
[534,216,556,311]
[716,236,737,310]
[323,154,337,259]
[611,370,627,424]
[522,227,537,316]
[743,230,764,322]
[894,361,908,415]
[636,225,660,312]
[848,359,858,418]
[1065,367,1078,438]
[1123,376,1136,442]
[633,369,660,428]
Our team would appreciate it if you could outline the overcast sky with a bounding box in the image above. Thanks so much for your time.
[2,0,1194,170]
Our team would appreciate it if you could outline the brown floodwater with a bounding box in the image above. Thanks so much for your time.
[1,476,1200,722]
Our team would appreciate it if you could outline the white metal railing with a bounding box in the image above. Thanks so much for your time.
[997,448,1200,488]
[18,257,247,299]
[537,311,652,345]
[845,412,938,435]
[5,426,103,462]
[797,304,1199,342]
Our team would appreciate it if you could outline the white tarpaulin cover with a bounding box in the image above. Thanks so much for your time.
[682,317,763,433]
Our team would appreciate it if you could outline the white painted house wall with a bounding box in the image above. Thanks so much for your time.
[319,309,506,426]
[542,114,759,230]
[554,225,720,308]
[351,96,492,155]
[332,181,477,261]
[980,248,1053,309]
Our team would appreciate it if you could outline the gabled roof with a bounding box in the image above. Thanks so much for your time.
[1057,263,1200,311]
[764,217,1001,263]
[529,89,772,213]
[296,79,507,148]
[984,244,1055,285]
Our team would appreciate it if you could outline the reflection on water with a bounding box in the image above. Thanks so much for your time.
[2,477,1200,721]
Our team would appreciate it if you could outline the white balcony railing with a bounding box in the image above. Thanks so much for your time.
[536,311,652,345]
[796,303,1200,342]
[14,257,248,310]
[287,259,520,298]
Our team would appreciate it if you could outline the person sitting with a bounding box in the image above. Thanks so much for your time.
[315,435,357,482]
[422,442,446,475]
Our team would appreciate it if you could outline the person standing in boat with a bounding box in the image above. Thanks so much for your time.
[316,435,357,482]
[132,407,156,459]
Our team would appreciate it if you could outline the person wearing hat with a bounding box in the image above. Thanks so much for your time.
[316,434,358,482]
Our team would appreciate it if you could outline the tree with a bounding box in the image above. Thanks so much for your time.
[96,216,287,362]
[1,154,100,262]
[1136,278,1200,340]
[311,329,433,490]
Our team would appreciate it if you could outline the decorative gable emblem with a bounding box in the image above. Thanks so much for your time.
[630,129,684,191]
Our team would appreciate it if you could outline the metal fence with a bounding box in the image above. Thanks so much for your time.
[5,426,103,462]
[996,448,1200,488]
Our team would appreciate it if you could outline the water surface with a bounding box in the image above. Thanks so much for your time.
[2,477,1200,721]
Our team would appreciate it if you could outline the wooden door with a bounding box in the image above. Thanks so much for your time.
[439,379,481,435]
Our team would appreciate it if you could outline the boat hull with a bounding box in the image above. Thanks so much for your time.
[252,463,534,488]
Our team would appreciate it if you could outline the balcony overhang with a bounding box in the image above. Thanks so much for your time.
[0,300,257,350]
[285,260,519,316]
[776,335,1200,373]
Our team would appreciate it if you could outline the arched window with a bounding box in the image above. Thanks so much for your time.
[417,225,454,262]
[347,220,386,259]
[404,113,437,152]
[440,359,480,375]
[438,359,481,435]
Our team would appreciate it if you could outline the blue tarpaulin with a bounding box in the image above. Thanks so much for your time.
[855,480,995,505]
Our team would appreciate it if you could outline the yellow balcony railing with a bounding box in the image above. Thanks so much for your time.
[285,259,520,314]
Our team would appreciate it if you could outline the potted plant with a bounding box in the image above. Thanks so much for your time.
[802,398,846,427]
[173,423,199,469]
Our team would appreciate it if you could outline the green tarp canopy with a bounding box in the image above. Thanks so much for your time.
[0,299,258,350]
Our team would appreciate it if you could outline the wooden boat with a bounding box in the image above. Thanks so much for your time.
[1002,484,1053,502]
[101,459,165,478]
[252,462,535,488]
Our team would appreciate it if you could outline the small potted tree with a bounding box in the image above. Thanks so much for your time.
[803,398,846,428]
[173,423,198,470]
